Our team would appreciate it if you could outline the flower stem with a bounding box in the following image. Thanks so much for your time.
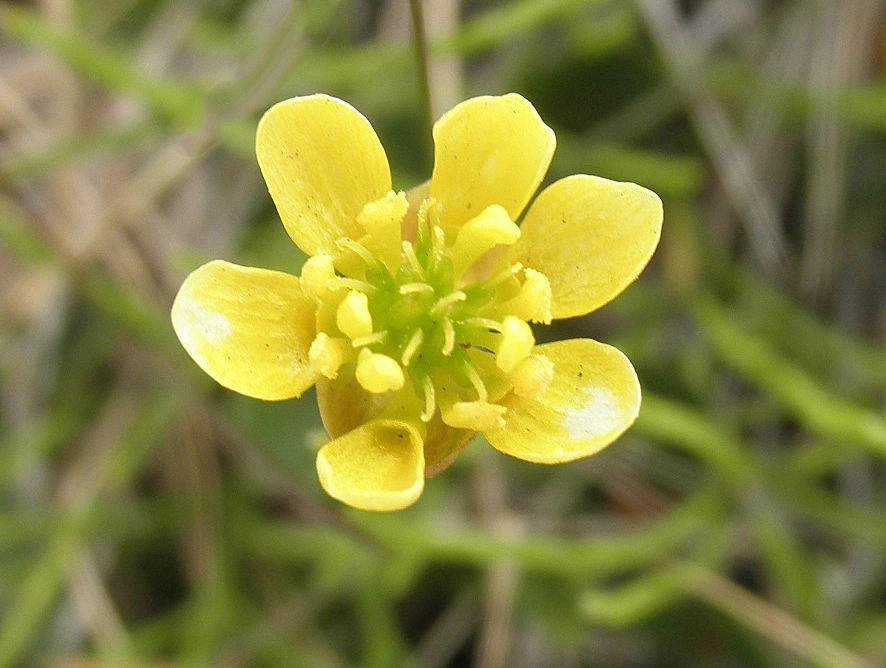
[409,0,434,168]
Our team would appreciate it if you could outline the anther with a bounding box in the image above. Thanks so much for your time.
[357,191,408,271]
[420,375,436,422]
[496,316,534,373]
[309,333,352,379]
[450,205,520,277]
[401,329,425,367]
[300,254,336,300]
[355,349,405,394]
[441,319,456,356]
[502,268,553,324]
[430,291,466,318]
[337,290,373,341]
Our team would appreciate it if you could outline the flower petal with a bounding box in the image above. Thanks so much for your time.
[316,371,474,478]
[510,175,662,320]
[429,94,555,230]
[316,367,391,438]
[484,339,640,463]
[316,419,425,511]
[422,414,476,477]
[256,94,391,257]
[171,260,318,401]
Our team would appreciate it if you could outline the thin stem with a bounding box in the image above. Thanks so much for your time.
[409,0,434,168]
[678,563,872,668]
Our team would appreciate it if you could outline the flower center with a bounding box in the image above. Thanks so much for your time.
[302,190,554,431]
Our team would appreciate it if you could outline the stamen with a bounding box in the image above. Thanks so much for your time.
[420,375,436,422]
[336,238,379,268]
[460,357,488,403]
[430,291,466,317]
[399,282,435,296]
[463,316,502,333]
[401,329,424,367]
[300,254,336,300]
[496,316,535,373]
[308,333,352,379]
[337,290,373,341]
[431,225,446,261]
[415,199,436,257]
[402,241,424,276]
[441,319,456,356]
[352,331,388,348]
[355,349,405,394]
[450,205,520,277]
[503,268,552,324]
[485,262,523,289]
[330,277,377,294]
[357,191,407,271]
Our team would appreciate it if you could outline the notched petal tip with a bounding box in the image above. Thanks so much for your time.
[316,419,425,511]
[485,339,641,463]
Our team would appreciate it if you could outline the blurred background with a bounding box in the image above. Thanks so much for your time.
[2,0,886,666]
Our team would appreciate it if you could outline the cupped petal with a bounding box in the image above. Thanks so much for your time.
[429,94,555,230]
[171,260,318,401]
[316,419,425,511]
[256,94,392,257]
[484,339,640,463]
[316,371,474,478]
[510,174,662,320]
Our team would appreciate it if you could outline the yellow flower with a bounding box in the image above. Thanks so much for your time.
[171,94,662,511]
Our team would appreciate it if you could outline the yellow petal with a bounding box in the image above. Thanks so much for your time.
[171,260,318,401]
[316,369,474,479]
[316,419,425,511]
[421,410,476,477]
[510,175,662,320]
[256,94,391,257]
[484,339,640,463]
[316,368,388,440]
[429,94,555,231]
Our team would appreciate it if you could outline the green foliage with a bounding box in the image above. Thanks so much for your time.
[1,1,885,666]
